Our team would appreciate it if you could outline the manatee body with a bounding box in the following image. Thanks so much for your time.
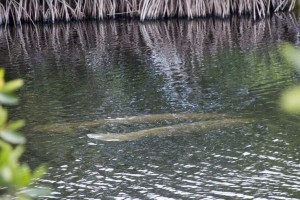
[33,113,252,142]
[33,113,231,134]
[87,118,251,142]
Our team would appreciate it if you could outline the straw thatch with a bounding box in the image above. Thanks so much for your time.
[0,0,296,25]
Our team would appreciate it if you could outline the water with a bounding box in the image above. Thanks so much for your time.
[1,14,300,199]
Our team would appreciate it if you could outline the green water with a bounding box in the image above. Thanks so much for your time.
[1,15,300,199]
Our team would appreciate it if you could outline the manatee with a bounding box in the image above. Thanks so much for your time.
[33,113,233,134]
[87,118,252,142]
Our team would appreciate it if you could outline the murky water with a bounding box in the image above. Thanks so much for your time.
[1,13,300,199]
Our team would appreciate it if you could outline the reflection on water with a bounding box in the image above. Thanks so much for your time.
[1,14,300,199]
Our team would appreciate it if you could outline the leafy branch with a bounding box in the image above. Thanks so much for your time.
[0,68,49,200]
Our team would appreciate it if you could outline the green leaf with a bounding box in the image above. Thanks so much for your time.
[0,131,26,144]
[7,120,26,131]
[0,140,12,153]
[0,107,8,127]
[280,85,300,114]
[11,145,24,161]
[1,79,24,93]
[0,141,12,165]
[18,164,31,187]
[0,69,5,90]
[0,68,5,80]
[0,166,12,182]
[0,92,19,105]
[32,165,47,179]
[281,43,300,70]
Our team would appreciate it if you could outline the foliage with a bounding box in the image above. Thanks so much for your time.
[0,68,48,199]
[280,43,300,114]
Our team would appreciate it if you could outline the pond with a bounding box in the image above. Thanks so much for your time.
[1,13,300,199]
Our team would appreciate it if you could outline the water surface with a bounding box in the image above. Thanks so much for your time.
[1,14,300,199]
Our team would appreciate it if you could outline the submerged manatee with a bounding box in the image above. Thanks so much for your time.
[33,113,232,134]
[87,118,252,142]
